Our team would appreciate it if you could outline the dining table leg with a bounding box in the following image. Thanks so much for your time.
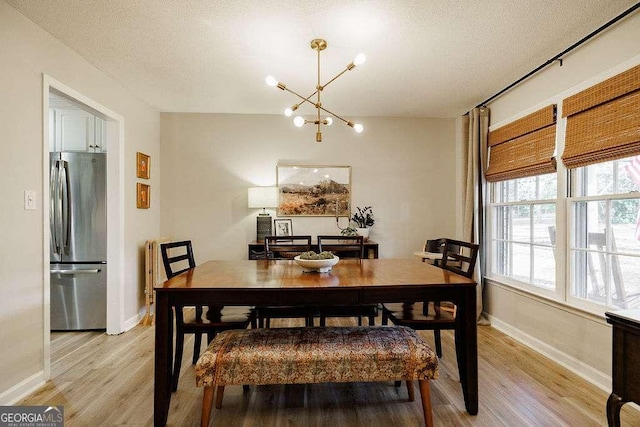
[456,285,478,415]
[154,292,173,426]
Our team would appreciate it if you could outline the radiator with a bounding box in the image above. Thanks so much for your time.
[140,237,171,326]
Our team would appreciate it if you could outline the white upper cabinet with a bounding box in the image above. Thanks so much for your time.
[94,117,107,152]
[49,108,106,152]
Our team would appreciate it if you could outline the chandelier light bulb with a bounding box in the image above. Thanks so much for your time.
[284,108,293,117]
[266,76,278,87]
[325,117,333,126]
[353,53,366,66]
[293,116,305,127]
[353,123,364,133]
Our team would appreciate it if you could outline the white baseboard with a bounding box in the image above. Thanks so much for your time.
[0,371,46,405]
[486,313,612,391]
[121,313,142,333]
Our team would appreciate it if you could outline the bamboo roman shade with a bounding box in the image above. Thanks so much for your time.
[562,64,640,169]
[485,105,557,182]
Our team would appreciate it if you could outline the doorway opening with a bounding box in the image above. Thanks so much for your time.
[43,75,125,378]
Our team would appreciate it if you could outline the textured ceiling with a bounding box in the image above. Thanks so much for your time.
[6,0,638,118]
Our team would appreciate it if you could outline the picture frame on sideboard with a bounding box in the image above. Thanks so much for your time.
[274,219,293,236]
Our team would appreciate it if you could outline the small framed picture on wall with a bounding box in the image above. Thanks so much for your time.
[274,219,292,237]
[137,183,150,209]
[137,152,150,179]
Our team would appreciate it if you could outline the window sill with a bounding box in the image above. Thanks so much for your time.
[485,276,610,326]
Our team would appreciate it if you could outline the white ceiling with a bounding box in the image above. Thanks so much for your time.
[6,0,638,118]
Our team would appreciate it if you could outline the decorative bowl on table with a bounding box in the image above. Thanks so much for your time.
[294,254,339,273]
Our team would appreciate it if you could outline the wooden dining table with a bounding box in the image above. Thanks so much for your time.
[153,258,478,426]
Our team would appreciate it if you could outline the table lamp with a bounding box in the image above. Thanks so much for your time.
[248,186,278,242]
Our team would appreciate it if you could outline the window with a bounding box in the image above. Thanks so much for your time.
[489,174,557,291]
[569,156,640,310]
[485,64,640,314]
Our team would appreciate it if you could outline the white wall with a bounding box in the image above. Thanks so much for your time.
[0,1,160,401]
[160,113,458,260]
[485,12,640,389]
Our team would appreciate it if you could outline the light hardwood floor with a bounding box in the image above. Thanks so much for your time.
[19,317,640,426]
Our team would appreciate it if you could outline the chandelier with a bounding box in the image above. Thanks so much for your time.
[266,39,365,143]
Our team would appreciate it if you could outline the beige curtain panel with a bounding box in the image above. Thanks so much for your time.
[562,64,640,169]
[485,105,557,182]
[461,107,489,323]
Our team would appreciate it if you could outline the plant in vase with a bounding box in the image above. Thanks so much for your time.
[351,206,374,241]
[340,226,358,237]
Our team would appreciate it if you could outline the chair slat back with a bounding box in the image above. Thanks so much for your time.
[264,235,312,259]
[424,238,446,253]
[441,238,479,279]
[318,235,364,259]
[161,240,196,279]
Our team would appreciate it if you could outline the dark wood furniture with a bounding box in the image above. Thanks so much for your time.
[264,235,312,259]
[382,239,479,357]
[605,309,640,426]
[316,235,377,326]
[413,238,447,263]
[248,240,379,259]
[440,239,479,277]
[154,258,478,425]
[260,235,314,326]
[424,238,447,263]
[160,241,254,391]
[317,235,364,258]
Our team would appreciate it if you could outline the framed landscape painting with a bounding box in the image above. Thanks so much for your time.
[277,165,351,216]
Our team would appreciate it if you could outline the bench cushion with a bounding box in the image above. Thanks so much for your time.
[195,326,438,387]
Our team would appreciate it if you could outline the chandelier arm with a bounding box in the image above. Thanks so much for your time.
[282,65,356,107]
[299,90,319,105]
[321,66,353,90]
[283,87,318,108]
[318,106,349,125]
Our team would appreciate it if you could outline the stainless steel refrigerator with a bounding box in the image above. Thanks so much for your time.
[50,152,107,330]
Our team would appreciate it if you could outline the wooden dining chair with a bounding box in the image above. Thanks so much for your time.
[317,235,365,258]
[315,235,377,326]
[264,235,313,259]
[381,238,479,357]
[161,240,255,391]
[258,235,315,327]
[423,238,446,264]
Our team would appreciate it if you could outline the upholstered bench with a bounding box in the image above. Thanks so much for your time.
[195,326,439,427]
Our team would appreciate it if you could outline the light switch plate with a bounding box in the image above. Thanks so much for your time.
[24,190,36,210]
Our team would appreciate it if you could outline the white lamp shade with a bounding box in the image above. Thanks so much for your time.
[248,187,278,209]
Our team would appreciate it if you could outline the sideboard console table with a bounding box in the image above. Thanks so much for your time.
[605,309,640,426]
[248,240,379,259]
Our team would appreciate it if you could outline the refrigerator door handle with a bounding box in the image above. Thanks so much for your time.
[50,159,60,255]
[55,160,65,255]
[51,269,102,275]
[60,160,71,254]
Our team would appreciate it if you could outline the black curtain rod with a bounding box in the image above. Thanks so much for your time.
[476,2,640,108]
